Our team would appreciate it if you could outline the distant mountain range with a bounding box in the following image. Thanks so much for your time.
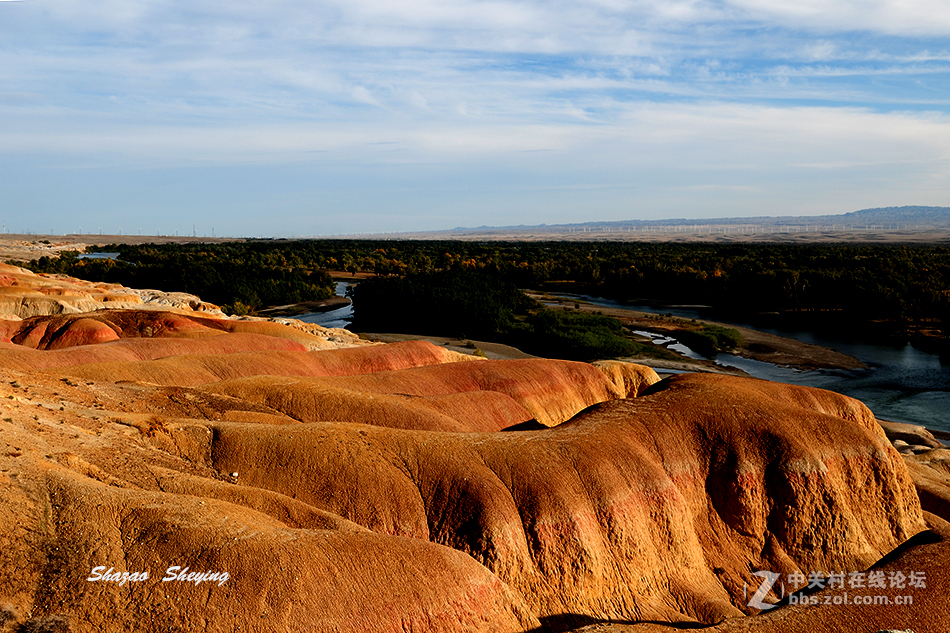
[440,206,950,234]
[839,206,950,226]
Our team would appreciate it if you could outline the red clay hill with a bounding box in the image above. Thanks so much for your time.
[0,262,946,632]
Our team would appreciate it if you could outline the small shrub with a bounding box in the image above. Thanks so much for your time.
[225,300,252,316]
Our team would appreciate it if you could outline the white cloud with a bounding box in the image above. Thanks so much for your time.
[5,101,948,169]
[350,86,381,107]
[801,40,838,62]
[726,0,950,36]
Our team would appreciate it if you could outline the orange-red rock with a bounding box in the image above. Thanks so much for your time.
[0,461,536,633]
[38,339,473,386]
[45,317,121,349]
[201,357,630,429]
[203,374,924,627]
[592,359,660,396]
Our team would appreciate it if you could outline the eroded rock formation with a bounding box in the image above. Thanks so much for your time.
[0,273,943,633]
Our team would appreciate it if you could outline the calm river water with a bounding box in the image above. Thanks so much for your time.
[569,294,950,433]
[293,284,950,432]
[296,282,354,330]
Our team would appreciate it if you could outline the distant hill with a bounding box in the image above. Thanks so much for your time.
[841,206,950,227]
[438,206,950,234]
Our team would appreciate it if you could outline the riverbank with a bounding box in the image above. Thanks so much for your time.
[529,292,865,372]
[356,330,751,377]
[277,280,950,432]
[281,286,859,375]
[255,275,360,317]
[282,285,950,439]
[256,295,350,317]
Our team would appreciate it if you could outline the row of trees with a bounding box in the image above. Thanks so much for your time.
[310,239,950,333]
[21,246,334,314]
[15,238,950,340]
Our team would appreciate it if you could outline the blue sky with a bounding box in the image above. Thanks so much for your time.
[1,0,949,236]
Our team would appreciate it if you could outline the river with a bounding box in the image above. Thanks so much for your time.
[295,282,354,330]
[568,294,950,433]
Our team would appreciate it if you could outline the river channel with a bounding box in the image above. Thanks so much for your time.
[294,284,950,433]
[295,282,355,330]
[568,294,950,433]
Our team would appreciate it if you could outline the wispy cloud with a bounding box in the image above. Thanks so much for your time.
[727,0,950,36]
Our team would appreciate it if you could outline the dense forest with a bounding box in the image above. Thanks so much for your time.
[14,238,950,346]
[324,239,948,336]
[19,243,335,314]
